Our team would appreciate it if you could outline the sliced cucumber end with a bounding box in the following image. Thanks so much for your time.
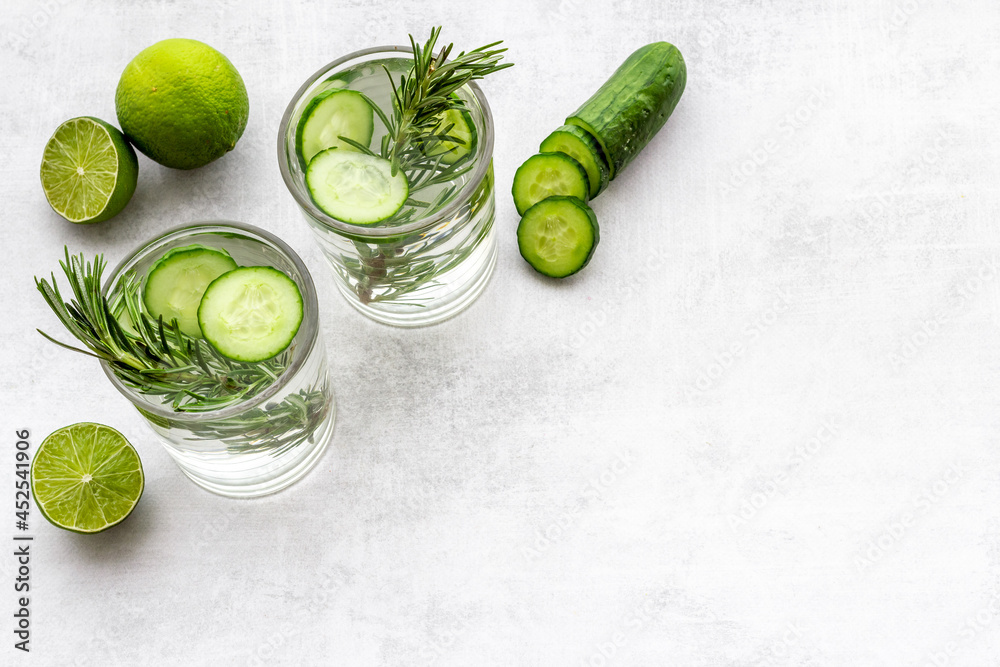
[517,196,599,278]
[305,149,409,225]
[511,152,590,217]
[565,117,615,180]
[540,125,610,198]
[198,267,304,363]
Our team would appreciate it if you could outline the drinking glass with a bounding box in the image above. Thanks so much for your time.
[101,221,336,497]
[278,46,497,327]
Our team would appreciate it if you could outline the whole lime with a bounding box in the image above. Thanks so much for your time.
[115,38,249,170]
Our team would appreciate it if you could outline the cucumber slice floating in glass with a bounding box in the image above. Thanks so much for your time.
[143,244,238,337]
[296,89,375,165]
[421,106,477,165]
[198,267,304,362]
[517,196,600,278]
[305,149,409,224]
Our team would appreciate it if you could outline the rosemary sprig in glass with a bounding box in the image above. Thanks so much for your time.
[35,250,331,453]
[376,25,511,178]
[35,249,288,412]
[343,27,510,304]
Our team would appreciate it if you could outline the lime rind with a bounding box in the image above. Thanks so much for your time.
[31,423,144,534]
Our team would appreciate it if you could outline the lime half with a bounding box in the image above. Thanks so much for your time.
[40,117,139,224]
[31,423,144,534]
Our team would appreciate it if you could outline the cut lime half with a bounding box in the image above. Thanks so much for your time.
[31,423,144,534]
[40,117,139,224]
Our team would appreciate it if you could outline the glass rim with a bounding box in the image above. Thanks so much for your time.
[276,44,496,239]
[99,220,320,423]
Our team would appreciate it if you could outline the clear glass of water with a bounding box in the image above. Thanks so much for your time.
[277,46,498,327]
[101,221,336,497]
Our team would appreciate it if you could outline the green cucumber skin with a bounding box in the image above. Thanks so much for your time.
[566,42,686,179]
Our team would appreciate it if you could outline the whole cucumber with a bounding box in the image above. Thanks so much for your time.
[566,42,686,179]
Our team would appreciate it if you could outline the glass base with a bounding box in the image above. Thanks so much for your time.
[334,231,498,328]
[162,397,337,498]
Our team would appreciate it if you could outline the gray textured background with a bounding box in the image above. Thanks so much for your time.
[3,0,1000,665]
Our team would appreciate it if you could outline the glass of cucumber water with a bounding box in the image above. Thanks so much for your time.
[100,222,336,497]
[277,46,498,327]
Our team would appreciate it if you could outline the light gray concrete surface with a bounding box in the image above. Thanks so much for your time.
[2,0,1000,665]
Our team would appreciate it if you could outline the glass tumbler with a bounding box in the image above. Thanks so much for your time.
[277,46,498,327]
[100,221,336,497]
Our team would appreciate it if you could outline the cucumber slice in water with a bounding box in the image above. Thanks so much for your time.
[198,267,304,363]
[305,149,409,225]
[540,125,610,198]
[511,152,590,216]
[421,107,477,165]
[517,196,599,278]
[296,89,374,165]
[143,245,238,338]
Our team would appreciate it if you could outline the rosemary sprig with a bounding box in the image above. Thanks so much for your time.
[158,384,333,456]
[379,26,511,177]
[345,28,509,304]
[35,249,288,412]
[36,249,333,453]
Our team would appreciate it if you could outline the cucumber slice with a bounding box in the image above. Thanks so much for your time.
[296,89,375,165]
[517,196,599,278]
[142,245,238,338]
[305,149,409,225]
[421,106,477,165]
[540,125,610,198]
[198,267,304,362]
[511,152,590,216]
